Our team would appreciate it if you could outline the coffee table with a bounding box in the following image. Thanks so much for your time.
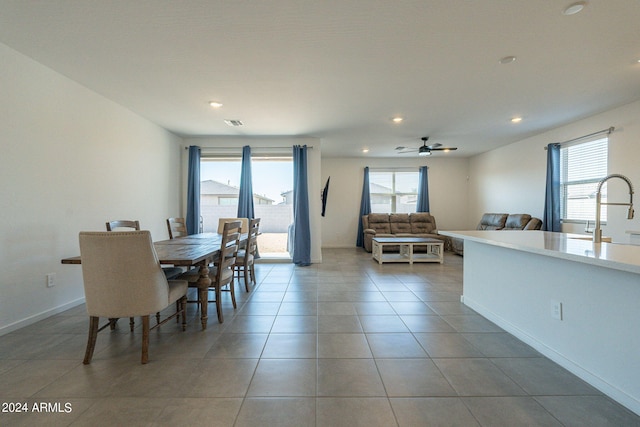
[372,237,444,265]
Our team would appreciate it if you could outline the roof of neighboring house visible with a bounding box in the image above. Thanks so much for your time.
[201,180,274,203]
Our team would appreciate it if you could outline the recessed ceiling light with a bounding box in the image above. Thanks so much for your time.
[392,117,403,123]
[209,101,223,108]
[362,148,370,153]
[563,2,586,15]
[499,56,517,64]
[511,117,523,123]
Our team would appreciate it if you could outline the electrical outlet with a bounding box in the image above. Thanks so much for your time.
[551,300,563,320]
[46,273,55,288]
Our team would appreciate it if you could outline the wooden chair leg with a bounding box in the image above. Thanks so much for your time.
[108,318,117,330]
[83,316,99,365]
[215,285,223,323]
[129,317,135,332]
[230,278,237,309]
[141,315,150,364]
[156,312,161,325]
[180,296,187,331]
[250,263,257,284]
[243,266,250,292]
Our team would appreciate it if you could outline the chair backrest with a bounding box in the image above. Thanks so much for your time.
[106,220,140,231]
[217,217,249,234]
[246,218,261,256]
[215,220,241,286]
[167,217,188,239]
[79,231,170,318]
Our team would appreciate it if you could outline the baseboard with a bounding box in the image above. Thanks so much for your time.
[463,295,640,417]
[0,297,85,337]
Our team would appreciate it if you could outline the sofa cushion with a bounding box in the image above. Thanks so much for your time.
[389,214,411,234]
[367,213,391,233]
[504,214,532,230]
[410,213,436,234]
[524,217,543,230]
[477,213,508,230]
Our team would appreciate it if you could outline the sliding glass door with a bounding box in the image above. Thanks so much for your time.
[200,155,293,258]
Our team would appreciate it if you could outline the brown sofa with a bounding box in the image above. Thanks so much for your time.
[451,213,542,255]
[361,213,449,253]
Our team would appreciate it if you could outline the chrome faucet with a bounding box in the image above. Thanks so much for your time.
[593,174,634,243]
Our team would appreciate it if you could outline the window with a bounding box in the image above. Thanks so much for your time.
[369,170,419,213]
[560,137,608,222]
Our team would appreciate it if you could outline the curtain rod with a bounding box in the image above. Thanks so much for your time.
[185,146,314,150]
[544,126,614,149]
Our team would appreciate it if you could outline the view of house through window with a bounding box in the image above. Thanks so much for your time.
[560,137,609,223]
[369,170,419,213]
[200,156,293,258]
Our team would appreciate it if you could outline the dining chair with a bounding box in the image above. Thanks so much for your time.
[107,219,183,278]
[166,217,188,239]
[79,231,188,364]
[106,219,140,231]
[217,217,249,234]
[105,220,183,331]
[234,217,260,291]
[179,220,241,323]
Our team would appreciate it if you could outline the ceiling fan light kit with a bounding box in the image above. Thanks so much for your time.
[418,146,432,156]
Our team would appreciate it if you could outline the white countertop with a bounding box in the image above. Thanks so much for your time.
[440,230,640,275]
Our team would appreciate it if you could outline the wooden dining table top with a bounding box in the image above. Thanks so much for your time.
[61,232,245,267]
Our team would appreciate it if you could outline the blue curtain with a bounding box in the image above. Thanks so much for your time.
[292,145,311,266]
[543,143,561,231]
[356,167,372,247]
[416,166,430,212]
[186,146,201,235]
[237,145,255,219]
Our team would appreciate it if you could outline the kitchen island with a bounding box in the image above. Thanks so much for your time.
[440,230,640,416]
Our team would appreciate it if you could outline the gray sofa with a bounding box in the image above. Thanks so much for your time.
[361,213,449,253]
[451,213,542,255]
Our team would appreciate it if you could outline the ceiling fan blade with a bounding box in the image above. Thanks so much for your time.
[429,147,458,151]
[395,146,418,153]
[426,143,442,149]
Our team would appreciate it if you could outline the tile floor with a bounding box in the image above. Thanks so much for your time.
[1,249,639,426]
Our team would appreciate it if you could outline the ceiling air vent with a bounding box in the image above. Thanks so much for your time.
[224,119,244,127]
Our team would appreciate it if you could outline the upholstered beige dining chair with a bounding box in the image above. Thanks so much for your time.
[234,218,260,291]
[179,220,241,323]
[105,220,183,332]
[79,231,188,364]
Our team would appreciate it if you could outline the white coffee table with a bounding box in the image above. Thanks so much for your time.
[371,237,444,265]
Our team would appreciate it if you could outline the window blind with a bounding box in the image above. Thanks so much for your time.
[560,137,608,222]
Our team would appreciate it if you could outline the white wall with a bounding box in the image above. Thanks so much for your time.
[0,43,182,334]
[469,100,640,241]
[321,157,469,248]
[182,136,323,263]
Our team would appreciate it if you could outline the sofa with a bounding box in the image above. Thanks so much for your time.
[361,213,449,253]
[450,213,542,255]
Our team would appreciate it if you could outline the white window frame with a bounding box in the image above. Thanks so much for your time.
[560,136,608,223]
[369,169,419,214]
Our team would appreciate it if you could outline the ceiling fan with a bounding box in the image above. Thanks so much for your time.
[395,137,458,156]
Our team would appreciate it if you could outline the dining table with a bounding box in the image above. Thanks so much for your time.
[61,232,246,330]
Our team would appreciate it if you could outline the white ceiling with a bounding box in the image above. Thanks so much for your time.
[1,1,639,157]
